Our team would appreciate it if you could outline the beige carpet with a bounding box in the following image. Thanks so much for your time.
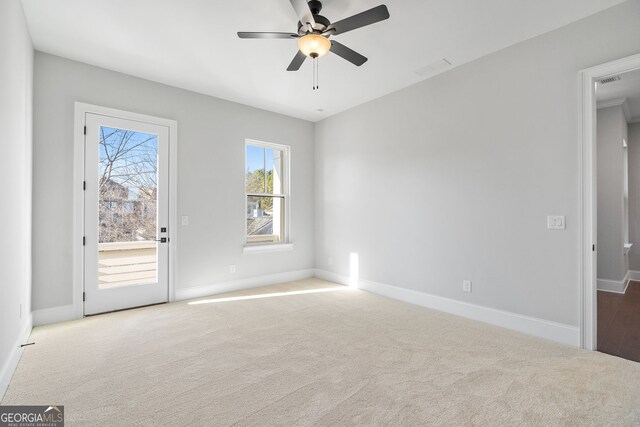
[4,279,640,426]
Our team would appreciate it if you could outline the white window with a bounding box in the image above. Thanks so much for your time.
[245,140,289,246]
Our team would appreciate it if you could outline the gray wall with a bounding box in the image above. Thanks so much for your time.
[0,0,33,394]
[629,123,640,270]
[597,105,627,282]
[32,53,315,311]
[314,0,640,327]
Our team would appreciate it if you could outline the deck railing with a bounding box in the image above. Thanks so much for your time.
[98,241,157,288]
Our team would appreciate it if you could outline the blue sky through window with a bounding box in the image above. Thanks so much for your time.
[246,145,274,173]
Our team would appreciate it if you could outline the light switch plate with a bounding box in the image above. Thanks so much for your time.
[547,215,566,230]
[181,215,189,226]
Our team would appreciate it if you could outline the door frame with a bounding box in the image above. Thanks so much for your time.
[580,53,640,350]
[73,102,178,319]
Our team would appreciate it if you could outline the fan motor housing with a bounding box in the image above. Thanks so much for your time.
[298,14,331,34]
[297,0,331,34]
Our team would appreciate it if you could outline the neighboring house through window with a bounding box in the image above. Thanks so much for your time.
[245,140,289,245]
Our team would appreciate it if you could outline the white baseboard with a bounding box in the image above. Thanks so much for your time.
[597,271,630,294]
[314,269,349,286]
[175,269,315,301]
[0,315,32,400]
[628,270,640,281]
[314,269,580,347]
[32,304,76,326]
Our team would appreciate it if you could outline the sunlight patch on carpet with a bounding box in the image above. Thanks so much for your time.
[188,286,350,305]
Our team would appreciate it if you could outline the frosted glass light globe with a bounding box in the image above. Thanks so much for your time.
[298,34,331,58]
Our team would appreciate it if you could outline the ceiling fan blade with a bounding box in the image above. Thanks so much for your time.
[289,0,316,30]
[287,50,307,71]
[237,32,298,39]
[330,41,367,66]
[330,5,390,35]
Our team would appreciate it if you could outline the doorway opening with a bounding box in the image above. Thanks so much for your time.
[595,68,640,362]
[581,53,640,355]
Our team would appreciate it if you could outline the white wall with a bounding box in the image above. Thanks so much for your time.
[32,53,315,311]
[315,0,640,328]
[597,105,627,282]
[629,123,640,270]
[0,0,33,397]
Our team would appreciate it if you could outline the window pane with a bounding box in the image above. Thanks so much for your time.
[246,196,284,244]
[246,145,265,193]
[98,127,158,288]
[265,148,284,194]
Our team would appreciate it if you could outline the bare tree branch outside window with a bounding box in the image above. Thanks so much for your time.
[98,127,158,243]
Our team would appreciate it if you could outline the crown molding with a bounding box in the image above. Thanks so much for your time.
[597,98,632,123]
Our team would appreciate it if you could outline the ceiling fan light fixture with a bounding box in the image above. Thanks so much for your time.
[298,34,331,58]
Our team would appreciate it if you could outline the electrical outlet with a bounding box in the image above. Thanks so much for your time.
[327,257,333,266]
[463,280,472,293]
[230,264,236,274]
[181,215,189,226]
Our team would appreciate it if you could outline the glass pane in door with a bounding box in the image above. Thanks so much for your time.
[97,127,158,288]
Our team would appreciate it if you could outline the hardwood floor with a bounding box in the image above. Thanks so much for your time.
[598,281,640,363]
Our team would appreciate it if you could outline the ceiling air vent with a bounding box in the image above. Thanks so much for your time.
[599,75,621,85]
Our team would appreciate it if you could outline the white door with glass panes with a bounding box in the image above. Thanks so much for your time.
[83,113,170,315]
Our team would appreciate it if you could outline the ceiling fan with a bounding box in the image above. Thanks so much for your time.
[238,0,390,89]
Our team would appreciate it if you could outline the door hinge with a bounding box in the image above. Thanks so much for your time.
[83,181,86,190]
[83,236,86,246]
[593,244,596,252]
[83,292,85,302]
[83,125,86,135]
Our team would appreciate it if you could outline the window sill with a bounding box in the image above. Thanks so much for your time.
[243,243,294,254]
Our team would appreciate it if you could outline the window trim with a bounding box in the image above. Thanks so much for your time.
[244,139,291,249]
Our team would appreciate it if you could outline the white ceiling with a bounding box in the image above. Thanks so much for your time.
[596,68,640,122]
[22,0,628,122]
